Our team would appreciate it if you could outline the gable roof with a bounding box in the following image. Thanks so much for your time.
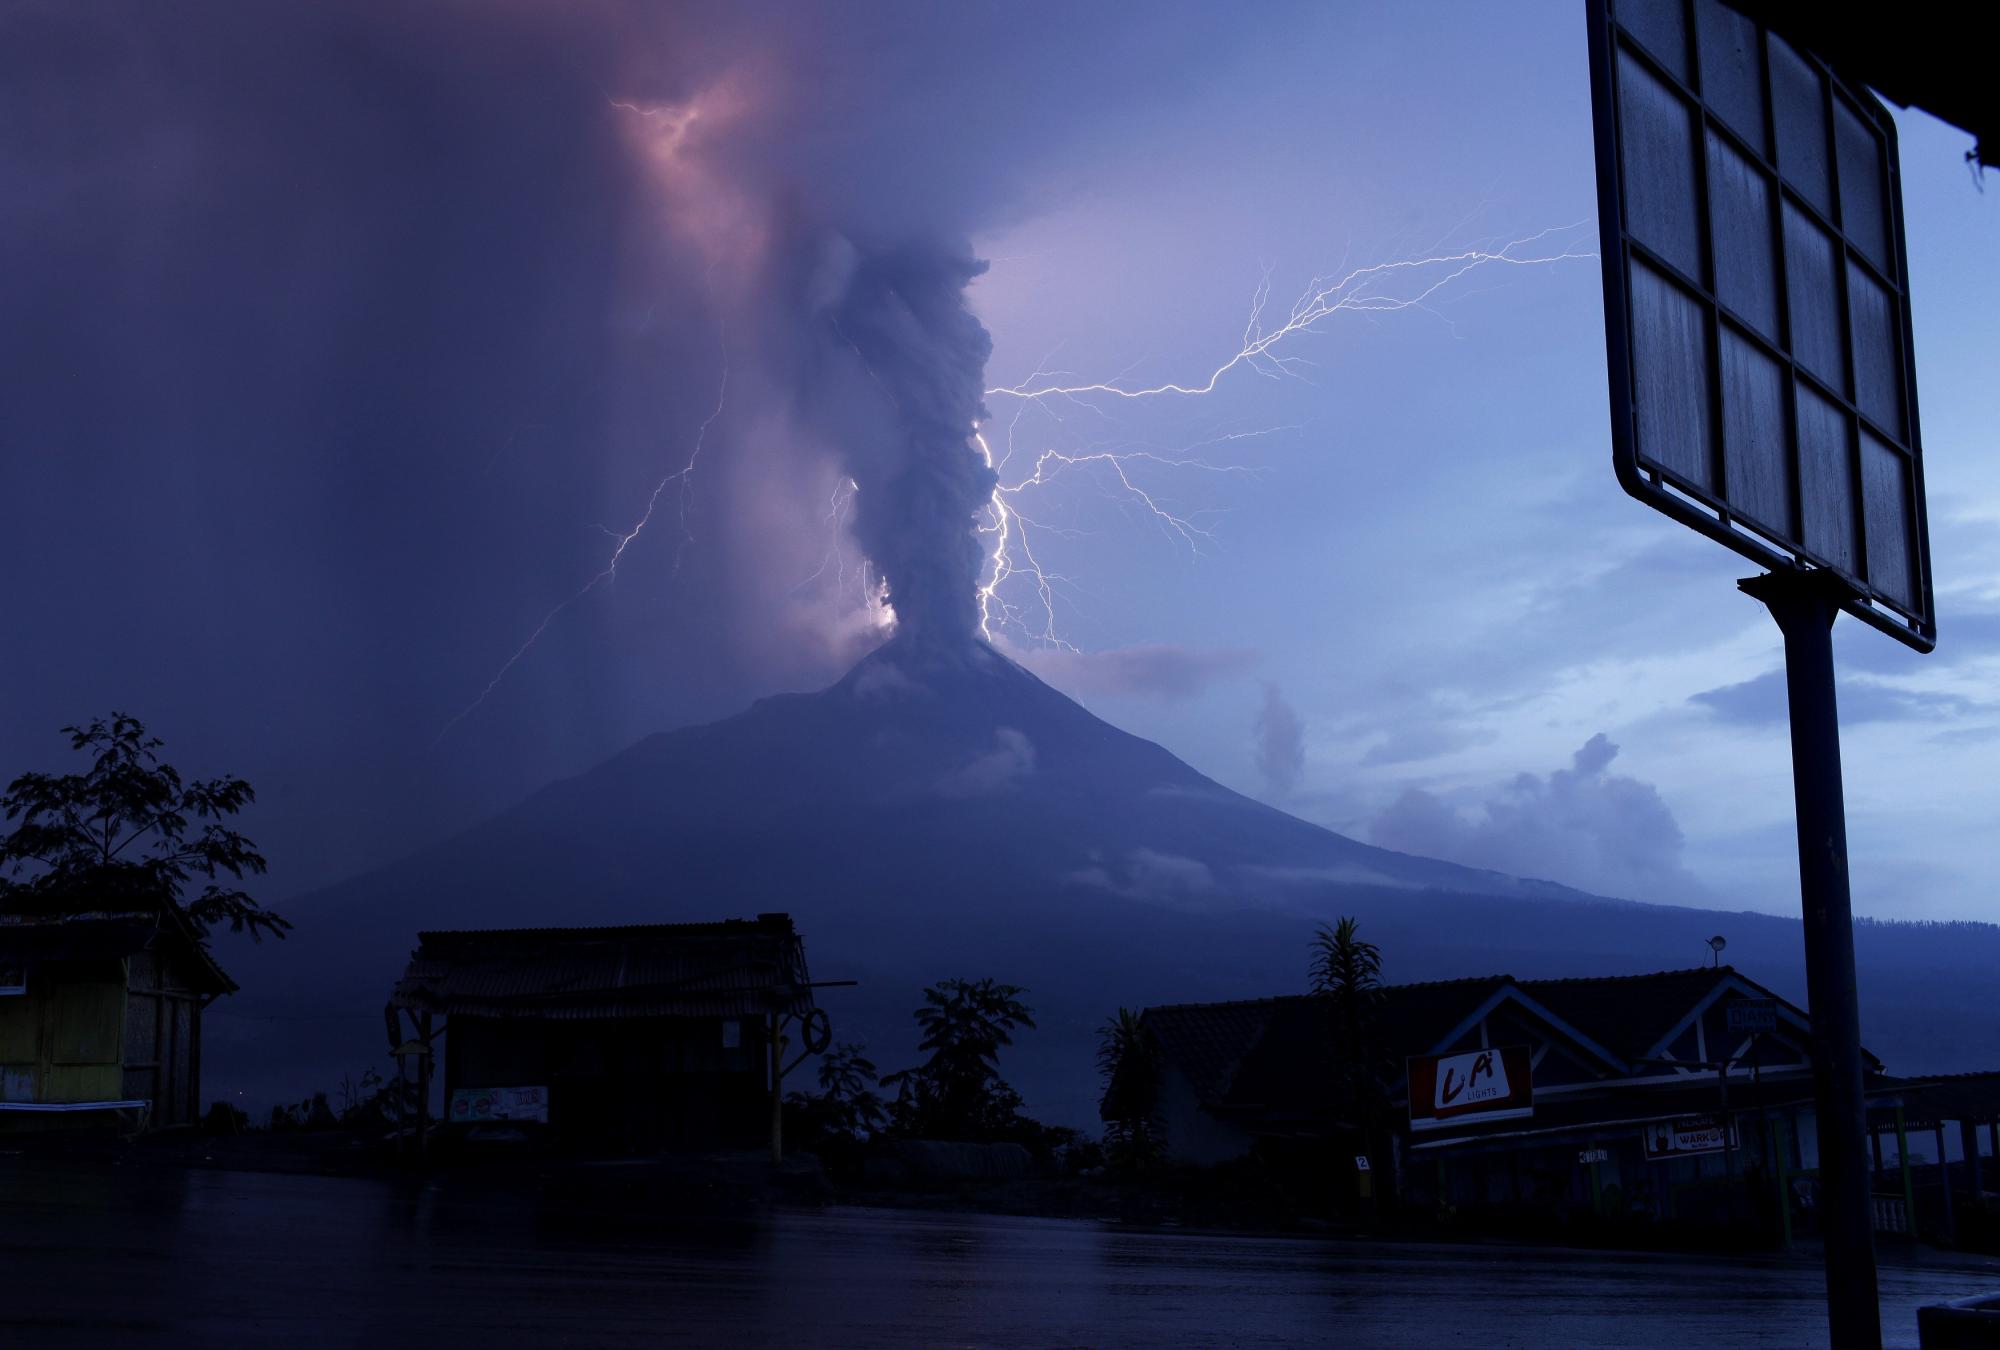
[1514,968,1732,1063]
[1141,997,1286,1109]
[1129,965,1861,1128]
[1136,976,1509,1116]
[389,914,814,1020]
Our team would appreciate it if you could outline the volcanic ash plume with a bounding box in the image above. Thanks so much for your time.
[798,234,996,649]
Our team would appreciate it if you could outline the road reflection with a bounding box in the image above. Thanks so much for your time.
[2,1161,1994,1347]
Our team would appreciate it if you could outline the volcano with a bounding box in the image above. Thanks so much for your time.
[219,635,2000,1122]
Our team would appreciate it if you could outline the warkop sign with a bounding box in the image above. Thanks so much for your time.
[1407,1046,1534,1132]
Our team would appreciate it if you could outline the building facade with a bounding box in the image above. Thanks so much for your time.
[388,913,826,1156]
[1118,967,1878,1233]
[0,908,235,1132]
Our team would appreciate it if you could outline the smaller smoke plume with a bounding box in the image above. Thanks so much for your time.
[1254,682,1307,796]
[1368,733,1704,903]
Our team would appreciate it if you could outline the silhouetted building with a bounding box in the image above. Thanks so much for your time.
[1114,966,1916,1232]
[387,914,818,1155]
[0,909,236,1132]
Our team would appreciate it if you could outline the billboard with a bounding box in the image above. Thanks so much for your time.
[448,1084,550,1125]
[1587,0,1933,650]
[1642,1116,1739,1159]
[1725,997,1779,1034]
[1408,1045,1535,1132]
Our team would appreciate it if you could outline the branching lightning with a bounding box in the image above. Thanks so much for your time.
[966,223,1594,646]
[433,360,728,747]
[458,89,1591,738]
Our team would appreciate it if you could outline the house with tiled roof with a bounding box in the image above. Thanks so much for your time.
[1111,965,1878,1230]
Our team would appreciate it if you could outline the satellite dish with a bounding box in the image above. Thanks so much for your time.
[1707,935,1728,968]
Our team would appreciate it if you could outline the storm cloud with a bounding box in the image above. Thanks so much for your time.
[1690,670,1981,727]
[0,0,1258,893]
[1368,734,1704,905]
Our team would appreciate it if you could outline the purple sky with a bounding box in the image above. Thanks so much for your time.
[3,1,1993,925]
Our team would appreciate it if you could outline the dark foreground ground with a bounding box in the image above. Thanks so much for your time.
[4,1157,1997,1349]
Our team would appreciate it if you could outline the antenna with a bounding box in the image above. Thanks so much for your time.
[1706,935,1728,969]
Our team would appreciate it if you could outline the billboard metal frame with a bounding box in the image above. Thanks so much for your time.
[1587,0,1935,651]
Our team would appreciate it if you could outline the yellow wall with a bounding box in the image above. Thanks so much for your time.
[0,960,128,1109]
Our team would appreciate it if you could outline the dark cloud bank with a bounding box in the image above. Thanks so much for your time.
[0,0,1258,890]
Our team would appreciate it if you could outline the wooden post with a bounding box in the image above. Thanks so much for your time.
[395,1053,410,1161]
[769,1012,784,1164]
[1961,1120,1983,1202]
[417,1010,433,1160]
[1935,1122,1954,1241]
[1775,1117,1794,1249]
[1895,1106,1915,1236]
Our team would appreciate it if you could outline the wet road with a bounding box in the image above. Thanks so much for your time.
[3,1161,1995,1348]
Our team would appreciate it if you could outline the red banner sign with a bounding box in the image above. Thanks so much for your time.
[1407,1045,1534,1132]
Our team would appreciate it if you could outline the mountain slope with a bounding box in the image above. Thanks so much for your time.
[210,636,2000,1123]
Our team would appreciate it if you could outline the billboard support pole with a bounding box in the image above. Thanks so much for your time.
[1740,566,1880,1350]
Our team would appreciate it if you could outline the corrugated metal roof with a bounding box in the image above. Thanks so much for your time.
[0,908,236,994]
[1876,1071,2000,1127]
[389,915,814,1020]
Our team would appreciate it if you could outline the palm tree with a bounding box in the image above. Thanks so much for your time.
[1310,916,1384,1068]
[1097,1007,1161,1168]
[1311,917,1387,1204]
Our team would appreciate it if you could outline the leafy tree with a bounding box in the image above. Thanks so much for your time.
[1097,1007,1162,1169]
[0,714,290,944]
[787,1042,889,1143]
[882,978,1035,1140]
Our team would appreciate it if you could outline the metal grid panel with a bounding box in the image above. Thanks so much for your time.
[1588,0,1934,650]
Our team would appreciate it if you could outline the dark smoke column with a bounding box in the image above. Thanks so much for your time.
[803,235,996,648]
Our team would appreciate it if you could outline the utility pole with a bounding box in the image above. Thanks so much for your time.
[1741,569,1880,1350]
[769,1011,788,1164]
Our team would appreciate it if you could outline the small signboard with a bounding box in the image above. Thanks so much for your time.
[1354,1155,1371,1172]
[1579,1147,1611,1165]
[448,1085,549,1125]
[1408,1045,1535,1132]
[1726,998,1779,1035]
[1586,0,1933,650]
[1642,1116,1739,1160]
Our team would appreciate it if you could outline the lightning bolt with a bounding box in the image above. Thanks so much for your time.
[433,358,728,747]
[968,223,1594,645]
[985,223,1593,402]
